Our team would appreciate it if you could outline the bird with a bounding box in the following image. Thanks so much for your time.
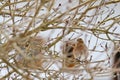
[15,36,46,69]
[72,38,88,61]
[62,41,79,68]
[113,44,120,80]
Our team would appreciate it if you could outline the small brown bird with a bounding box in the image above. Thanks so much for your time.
[73,38,88,61]
[113,51,120,80]
[15,36,46,69]
[63,41,79,68]
[112,43,120,80]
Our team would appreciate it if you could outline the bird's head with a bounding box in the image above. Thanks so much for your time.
[77,38,84,43]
